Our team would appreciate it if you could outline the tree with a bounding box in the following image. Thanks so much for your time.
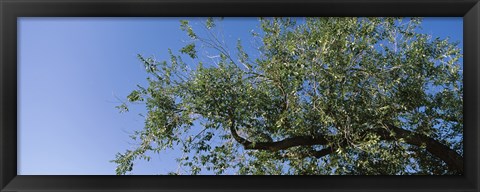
[112,17,463,175]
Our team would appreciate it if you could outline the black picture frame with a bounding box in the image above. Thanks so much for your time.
[1,0,479,191]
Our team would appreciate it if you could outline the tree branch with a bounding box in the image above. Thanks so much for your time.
[226,94,462,173]
[228,117,463,173]
[375,124,463,173]
[228,121,329,151]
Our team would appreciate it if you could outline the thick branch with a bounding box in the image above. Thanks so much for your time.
[228,119,463,173]
[229,122,329,151]
[227,107,329,151]
[375,124,463,173]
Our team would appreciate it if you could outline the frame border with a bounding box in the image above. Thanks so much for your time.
[1,0,479,191]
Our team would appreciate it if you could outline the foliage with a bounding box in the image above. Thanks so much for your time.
[112,17,463,175]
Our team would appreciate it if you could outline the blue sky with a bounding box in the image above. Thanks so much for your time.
[18,17,462,175]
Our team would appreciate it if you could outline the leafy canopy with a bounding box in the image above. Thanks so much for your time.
[112,17,463,175]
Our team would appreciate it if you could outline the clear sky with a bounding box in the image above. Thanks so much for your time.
[18,17,462,175]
